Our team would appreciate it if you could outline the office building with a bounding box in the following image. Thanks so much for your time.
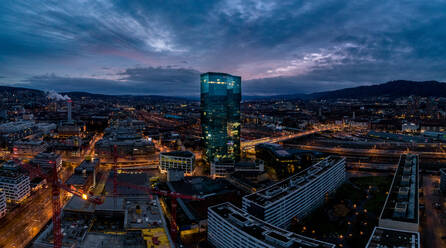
[208,202,335,248]
[210,159,235,178]
[159,151,195,175]
[0,190,6,218]
[211,159,264,178]
[242,157,346,228]
[33,152,62,171]
[255,143,322,178]
[201,72,241,162]
[13,139,48,158]
[365,226,419,248]
[0,170,31,203]
[379,154,419,232]
[66,158,99,191]
[440,168,446,193]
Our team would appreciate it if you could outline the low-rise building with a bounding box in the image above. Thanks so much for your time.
[211,159,264,178]
[0,170,30,203]
[208,202,335,248]
[365,226,420,248]
[210,159,235,178]
[242,157,346,228]
[159,151,195,175]
[379,154,419,232]
[33,152,62,171]
[13,139,48,158]
[66,159,99,191]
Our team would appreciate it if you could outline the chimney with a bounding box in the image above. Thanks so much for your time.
[67,99,72,123]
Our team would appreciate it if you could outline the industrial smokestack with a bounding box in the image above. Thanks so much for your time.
[67,99,72,123]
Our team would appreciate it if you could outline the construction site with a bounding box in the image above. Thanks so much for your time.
[33,171,173,248]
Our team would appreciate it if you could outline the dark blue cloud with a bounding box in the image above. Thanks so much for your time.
[1,0,446,95]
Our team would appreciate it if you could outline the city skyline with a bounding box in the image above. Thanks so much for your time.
[2,1,446,96]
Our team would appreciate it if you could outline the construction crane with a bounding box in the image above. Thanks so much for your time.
[19,160,103,248]
[112,176,202,243]
[110,144,202,243]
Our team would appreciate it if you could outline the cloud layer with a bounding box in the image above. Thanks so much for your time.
[1,0,446,95]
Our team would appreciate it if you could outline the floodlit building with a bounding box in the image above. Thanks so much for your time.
[159,151,195,175]
[201,72,241,162]
[242,157,346,228]
[0,170,31,203]
[208,202,335,248]
[365,226,420,248]
[379,154,419,232]
[0,190,6,218]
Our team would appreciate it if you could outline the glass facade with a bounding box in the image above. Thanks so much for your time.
[201,72,241,163]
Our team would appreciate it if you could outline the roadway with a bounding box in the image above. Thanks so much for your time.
[0,134,103,248]
[421,175,446,248]
[289,144,446,159]
[241,125,337,150]
[0,167,73,248]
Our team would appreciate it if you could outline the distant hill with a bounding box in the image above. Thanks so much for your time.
[0,85,44,95]
[307,80,446,99]
[2,80,446,102]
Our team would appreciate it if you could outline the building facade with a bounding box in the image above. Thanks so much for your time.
[201,72,241,163]
[242,157,346,228]
[440,168,446,193]
[0,170,31,203]
[159,151,195,175]
[33,152,62,171]
[208,202,335,248]
[0,190,6,218]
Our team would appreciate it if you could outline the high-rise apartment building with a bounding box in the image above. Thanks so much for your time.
[201,72,241,163]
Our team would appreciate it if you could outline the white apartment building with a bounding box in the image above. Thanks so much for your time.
[208,202,335,248]
[0,170,31,204]
[0,190,6,218]
[159,151,195,175]
[242,157,346,228]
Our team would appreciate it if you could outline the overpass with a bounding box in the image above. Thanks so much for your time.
[241,125,338,151]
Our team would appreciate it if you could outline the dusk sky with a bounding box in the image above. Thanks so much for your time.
[1,0,446,96]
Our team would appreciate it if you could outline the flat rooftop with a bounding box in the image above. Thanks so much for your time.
[105,172,149,196]
[366,227,420,248]
[210,202,335,248]
[380,154,419,224]
[244,157,345,206]
[160,150,194,158]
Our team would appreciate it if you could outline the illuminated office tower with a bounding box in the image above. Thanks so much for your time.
[201,72,241,163]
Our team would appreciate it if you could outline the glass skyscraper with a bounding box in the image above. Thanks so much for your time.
[201,72,241,163]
